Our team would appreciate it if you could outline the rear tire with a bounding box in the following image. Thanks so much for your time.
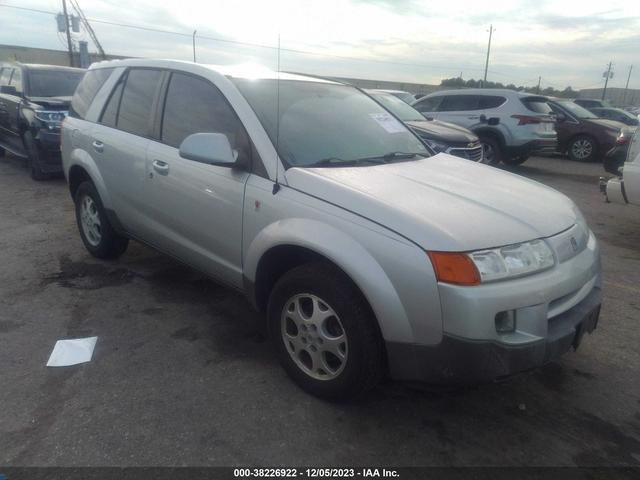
[568,135,598,162]
[267,262,384,400]
[502,155,529,166]
[479,135,503,165]
[74,181,129,259]
[23,132,48,181]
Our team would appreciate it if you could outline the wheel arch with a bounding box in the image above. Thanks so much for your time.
[244,219,415,344]
[65,151,114,209]
[473,127,507,148]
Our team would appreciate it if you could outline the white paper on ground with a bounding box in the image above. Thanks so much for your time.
[46,337,98,367]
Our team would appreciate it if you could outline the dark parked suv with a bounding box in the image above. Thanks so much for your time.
[547,98,627,162]
[0,63,84,179]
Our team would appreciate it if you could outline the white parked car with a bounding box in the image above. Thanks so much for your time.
[412,89,557,166]
[62,59,601,399]
[601,128,640,205]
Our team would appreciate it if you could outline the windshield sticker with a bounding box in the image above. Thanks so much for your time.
[369,113,406,134]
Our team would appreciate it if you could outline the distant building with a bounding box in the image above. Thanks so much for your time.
[0,44,124,68]
[578,87,640,108]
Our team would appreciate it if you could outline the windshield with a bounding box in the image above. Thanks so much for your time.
[555,100,597,119]
[369,92,425,122]
[28,70,84,97]
[232,78,429,167]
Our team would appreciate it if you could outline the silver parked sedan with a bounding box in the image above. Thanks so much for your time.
[62,59,601,399]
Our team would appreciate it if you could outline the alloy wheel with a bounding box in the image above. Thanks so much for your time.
[281,293,348,381]
[79,195,102,247]
[572,139,593,160]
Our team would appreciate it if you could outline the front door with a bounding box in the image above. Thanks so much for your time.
[143,71,251,287]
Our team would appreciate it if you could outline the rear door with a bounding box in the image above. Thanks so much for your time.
[0,67,23,153]
[91,68,165,237]
[143,71,251,287]
[433,95,481,128]
[624,130,640,205]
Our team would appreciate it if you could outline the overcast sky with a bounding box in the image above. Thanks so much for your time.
[2,0,639,90]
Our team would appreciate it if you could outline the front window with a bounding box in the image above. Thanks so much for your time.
[554,100,597,119]
[232,78,429,168]
[28,69,84,97]
[370,92,425,122]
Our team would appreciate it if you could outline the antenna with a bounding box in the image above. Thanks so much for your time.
[272,33,281,195]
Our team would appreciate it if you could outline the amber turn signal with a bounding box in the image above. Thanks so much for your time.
[427,252,481,286]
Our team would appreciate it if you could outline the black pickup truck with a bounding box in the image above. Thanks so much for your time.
[0,63,84,180]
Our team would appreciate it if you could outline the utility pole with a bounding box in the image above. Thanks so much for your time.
[622,65,633,105]
[536,76,541,94]
[602,61,613,101]
[192,30,197,63]
[482,24,494,88]
[62,0,74,67]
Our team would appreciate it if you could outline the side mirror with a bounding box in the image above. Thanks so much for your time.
[0,85,18,96]
[555,112,567,123]
[179,133,237,167]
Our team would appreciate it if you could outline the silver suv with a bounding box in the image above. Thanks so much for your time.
[62,60,601,399]
[412,89,557,166]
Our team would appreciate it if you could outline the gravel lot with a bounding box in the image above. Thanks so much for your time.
[1,153,639,467]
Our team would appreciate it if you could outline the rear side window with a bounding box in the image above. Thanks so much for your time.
[116,69,163,137]
[100,80,124,128]
[521,96,553,114]
[0,68,13,86]
[9,68,22,94]
[414,96,443,113]
[478,96,506,109]
[160,72,250,163]
[70,68,114,119]
[438,95,480,111]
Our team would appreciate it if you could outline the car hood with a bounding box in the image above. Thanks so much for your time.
[27,96,72,109]
[406,120,478,143]
[285,154,578,251]
[583,118,626,132]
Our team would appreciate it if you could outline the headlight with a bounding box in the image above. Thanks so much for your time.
[424,138,448,153]
[469,240,555,282]
[35,110,68,124]
[429,239,555,286]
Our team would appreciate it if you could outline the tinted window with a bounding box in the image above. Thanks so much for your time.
[414,96,443,113]
[478,95,506,109]
[27,69,84,97]
[438,95,480,111]
[554,100,597,119]
[70,68,114,119]
[117,69,163,137]
[0,68,13,86]
[161,73,247,159]
[521,96,553,114]
[232,78,428,168]
[100,79,124,128]
[9,68,22,93]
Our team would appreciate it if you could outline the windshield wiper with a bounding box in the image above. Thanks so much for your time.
[307,152,423,168]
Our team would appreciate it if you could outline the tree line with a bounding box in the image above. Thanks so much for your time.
[440,77,579,98]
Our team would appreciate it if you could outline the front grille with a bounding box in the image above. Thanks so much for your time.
[447,145,483,162]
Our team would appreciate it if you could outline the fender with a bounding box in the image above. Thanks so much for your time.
[68,147,114,210]
[244,218,416,344]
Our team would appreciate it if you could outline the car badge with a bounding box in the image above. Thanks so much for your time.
[570,237,578,252]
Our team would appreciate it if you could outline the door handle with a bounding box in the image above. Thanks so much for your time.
[92,140,104,153]
[152,159,169,175]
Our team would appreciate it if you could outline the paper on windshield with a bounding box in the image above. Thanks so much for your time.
[369,113,406,134]
[46,337,98,367]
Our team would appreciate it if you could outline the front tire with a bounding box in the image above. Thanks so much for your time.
[74,181,129,259]
[268,262,384,400]
[479,135,503,165]
[568,135,598,162]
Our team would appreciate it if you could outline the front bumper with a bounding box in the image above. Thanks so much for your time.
[34,129,63,173]
[386,285,601,384]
